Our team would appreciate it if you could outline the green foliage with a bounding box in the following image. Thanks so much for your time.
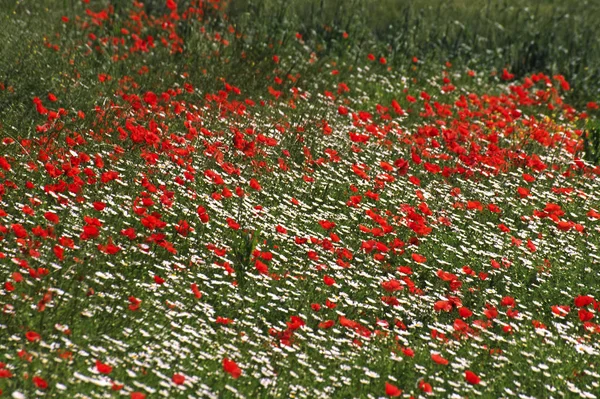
[0,0,599,398]
[229,227,261,292]
[584,119,600,165]
[224,0,600,161]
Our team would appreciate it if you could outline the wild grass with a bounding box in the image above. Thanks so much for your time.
[0,1,599,398]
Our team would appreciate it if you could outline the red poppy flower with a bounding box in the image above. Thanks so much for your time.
[434,300,452,312]
[551,305,570,317]
[226,218,240,230]
[143,91,157,105]
[412,253,426,263]
[172,373,185,385]
[0,368,13,378]
[44,212,59,224]
[465,370,481,384]
[26,331,41,342]
[517,187,530,198]
[53,245,65,260]
[419,380,433,393]
[255,259,268,274]
[120,228,137,240]
[381,279,402,292]
[249,178,261,191]
[98,239,121,255]
[196,205,210,223]
[216,316,233,325]
[128,296,141,311]
[323,275,335,286]
[484,305,499,319]
[399,347,413,357]
[574,295,595,308]
[33,376,48,389]
[385,382,402,397]
[111,382,124,391]
[579,309,594,322]
[223,358,242,379]
[11,224,28,238]
[318,220,336,230]
[287,315,305,330]
[501,296,516,307]
[431,353,449,365]
[458,307,473,318]
[501,68,515,81]
[191,283,202,299]
[166,0,177,11]
[319,320,335,329]
[96,360,112,374]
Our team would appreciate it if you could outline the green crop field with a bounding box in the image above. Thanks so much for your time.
[1,0,600,398]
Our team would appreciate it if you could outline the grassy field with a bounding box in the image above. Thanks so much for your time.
[1,0,600,398]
